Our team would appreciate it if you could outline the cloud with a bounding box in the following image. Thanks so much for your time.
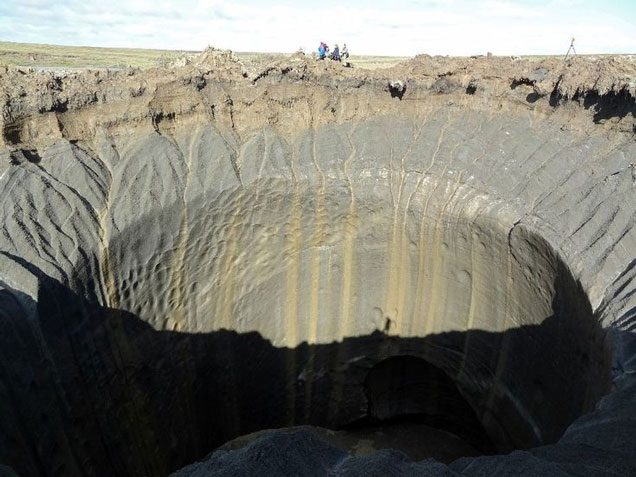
[0,0,634,55]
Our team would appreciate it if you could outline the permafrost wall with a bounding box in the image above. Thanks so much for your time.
[0,52,634,476]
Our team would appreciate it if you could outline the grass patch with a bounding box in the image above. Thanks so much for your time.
[0,41,409,70]
[0,41,194,69]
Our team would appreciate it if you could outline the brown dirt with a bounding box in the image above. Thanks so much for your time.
[1,47,634,152]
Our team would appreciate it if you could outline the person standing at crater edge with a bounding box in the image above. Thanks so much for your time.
[318,42,327,59]
[331,44,341,61]
[341,43,349,59]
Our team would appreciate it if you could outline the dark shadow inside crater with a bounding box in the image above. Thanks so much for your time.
[582,89,636,123]
[354,355,496,455]
[0,252,612,477]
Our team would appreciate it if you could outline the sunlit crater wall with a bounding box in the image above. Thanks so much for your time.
[104,116,610,451]
[2,96,632,475]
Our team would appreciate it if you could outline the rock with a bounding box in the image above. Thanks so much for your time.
[387,79,406,98]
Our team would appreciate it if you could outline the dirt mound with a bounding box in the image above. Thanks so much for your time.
[0,52,634,150]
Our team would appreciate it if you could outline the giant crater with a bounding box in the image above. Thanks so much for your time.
[0,53,635,476]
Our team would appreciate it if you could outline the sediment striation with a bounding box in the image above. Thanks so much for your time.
[0,51,635,476]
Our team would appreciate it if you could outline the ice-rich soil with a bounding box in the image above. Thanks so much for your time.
[0,49,635,476]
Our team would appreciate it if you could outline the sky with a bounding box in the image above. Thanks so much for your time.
[0,0,635,56]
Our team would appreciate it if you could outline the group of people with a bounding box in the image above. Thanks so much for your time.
[317,42,349,61]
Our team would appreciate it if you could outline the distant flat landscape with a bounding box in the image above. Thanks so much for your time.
[0,41,409,70]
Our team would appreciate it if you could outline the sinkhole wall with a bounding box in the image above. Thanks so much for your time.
[0,54,635,476]
[102,156,610,447]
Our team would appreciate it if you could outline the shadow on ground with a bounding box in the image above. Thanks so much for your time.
[0,256,611,476]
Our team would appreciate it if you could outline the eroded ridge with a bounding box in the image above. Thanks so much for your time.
[0,51,634,476]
